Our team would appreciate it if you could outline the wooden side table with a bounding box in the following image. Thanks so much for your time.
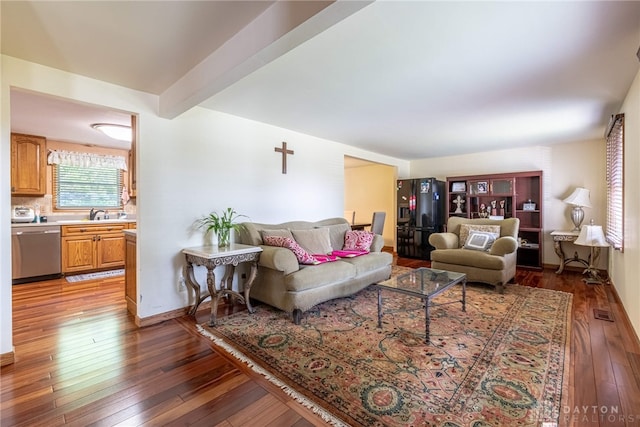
[550,230,590,274]
[182,243,262,326]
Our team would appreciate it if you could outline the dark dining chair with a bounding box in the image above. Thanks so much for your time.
[370,212,386,235]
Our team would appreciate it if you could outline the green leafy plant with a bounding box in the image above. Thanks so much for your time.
[197,207,247,247]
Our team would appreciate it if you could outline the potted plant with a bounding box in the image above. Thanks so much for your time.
[197,207,246,247]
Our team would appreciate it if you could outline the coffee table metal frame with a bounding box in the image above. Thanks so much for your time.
[375,267,467,343]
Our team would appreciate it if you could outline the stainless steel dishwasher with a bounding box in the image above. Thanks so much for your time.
[11,225,62,284]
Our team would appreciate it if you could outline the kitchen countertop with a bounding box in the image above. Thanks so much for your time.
[12,219,137,228]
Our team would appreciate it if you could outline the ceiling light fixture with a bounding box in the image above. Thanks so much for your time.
[91,123,132,142]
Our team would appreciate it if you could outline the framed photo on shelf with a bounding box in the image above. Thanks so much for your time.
[476,181,488,194]
[451,182,466,192]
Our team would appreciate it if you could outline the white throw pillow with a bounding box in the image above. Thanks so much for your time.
[463,231,499,251]
[458,224,501,248]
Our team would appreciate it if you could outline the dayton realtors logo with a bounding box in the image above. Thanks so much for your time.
[562,406,638,424]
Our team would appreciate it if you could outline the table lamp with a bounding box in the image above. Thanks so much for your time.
[563,187,591,231]
[574,220,609,284]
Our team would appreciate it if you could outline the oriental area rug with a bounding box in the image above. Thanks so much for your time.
[197,268,572,427]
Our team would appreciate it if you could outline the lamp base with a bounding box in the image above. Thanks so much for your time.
[582,275,605,285]
[581,246,606,285]
[581,266,606,285]
[570,206,585,231]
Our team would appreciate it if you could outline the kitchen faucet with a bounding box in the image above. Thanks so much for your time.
[89,208,105,220]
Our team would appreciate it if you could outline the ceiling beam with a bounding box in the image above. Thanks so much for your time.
[158,0,373,119]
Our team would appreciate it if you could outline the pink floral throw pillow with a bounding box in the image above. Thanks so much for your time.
[262,235,316,265]
[343,230,374,252]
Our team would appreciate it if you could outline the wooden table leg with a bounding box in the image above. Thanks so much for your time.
[185,261,210,316]
[221,265,235,303]
[243,260,259,314]
[553,240,565,274]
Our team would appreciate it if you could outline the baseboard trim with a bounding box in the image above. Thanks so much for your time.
[542,263,607,276]
[136,307,189,327]
[1,349,15,366]
[606,278,640,346]
[135,300,212,327]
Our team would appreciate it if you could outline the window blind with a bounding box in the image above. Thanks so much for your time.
[54,164,122,209]
[605,114,624,250]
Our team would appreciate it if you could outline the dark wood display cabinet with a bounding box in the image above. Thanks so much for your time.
[446,171,543,269]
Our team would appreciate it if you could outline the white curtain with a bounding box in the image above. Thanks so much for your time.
[47,150,128,171]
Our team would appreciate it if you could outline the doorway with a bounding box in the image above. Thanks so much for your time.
[344,156,396,249]
[10,88,136,221]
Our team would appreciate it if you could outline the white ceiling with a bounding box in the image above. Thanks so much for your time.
[3,1,640,159]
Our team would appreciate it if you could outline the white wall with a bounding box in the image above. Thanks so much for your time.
[0,55,407,355]
[610,69,640,339]
[410,142,608,269]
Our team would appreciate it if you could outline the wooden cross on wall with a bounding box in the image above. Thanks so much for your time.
[274,141,294,174]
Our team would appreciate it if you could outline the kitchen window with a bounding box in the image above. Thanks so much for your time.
[48,150,127,210]
[54,165,122,209]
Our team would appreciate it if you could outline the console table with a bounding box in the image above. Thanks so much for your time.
[550,230,590,274]
[182,243,262,326]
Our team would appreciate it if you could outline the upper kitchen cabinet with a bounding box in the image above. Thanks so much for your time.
[11,133,46,196]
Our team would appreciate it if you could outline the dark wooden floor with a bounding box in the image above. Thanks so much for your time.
[2,258,640,426]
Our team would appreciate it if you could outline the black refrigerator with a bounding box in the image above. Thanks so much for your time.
[396,177,445,259]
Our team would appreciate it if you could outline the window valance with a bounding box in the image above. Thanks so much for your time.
[47,150,128,171]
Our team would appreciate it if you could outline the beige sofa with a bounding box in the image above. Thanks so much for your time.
[428,217,519,293]
[238,218,393,324]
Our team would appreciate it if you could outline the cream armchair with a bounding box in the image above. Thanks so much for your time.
[428,217,520,293]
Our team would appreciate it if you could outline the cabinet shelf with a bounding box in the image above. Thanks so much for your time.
[446,170,543,269]
[519,243,539,250]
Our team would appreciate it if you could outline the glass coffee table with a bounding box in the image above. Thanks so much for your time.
[375,267,466,343]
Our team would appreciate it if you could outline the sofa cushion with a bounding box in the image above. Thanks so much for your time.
[459,224,501,248]
[430,248,507,270]
[319,223,352,251]
[291,228,333,255]
[340,252,393,275]
[343,230,374,252]
[285,261,356,292]
[262,235,316,265]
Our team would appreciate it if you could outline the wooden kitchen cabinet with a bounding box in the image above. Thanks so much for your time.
[61,224,127,273]
[11,133,47,196]
[124,231,137,316]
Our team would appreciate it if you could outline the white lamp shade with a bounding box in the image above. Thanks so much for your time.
[563,187,592,208]
[574,224,609,247]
